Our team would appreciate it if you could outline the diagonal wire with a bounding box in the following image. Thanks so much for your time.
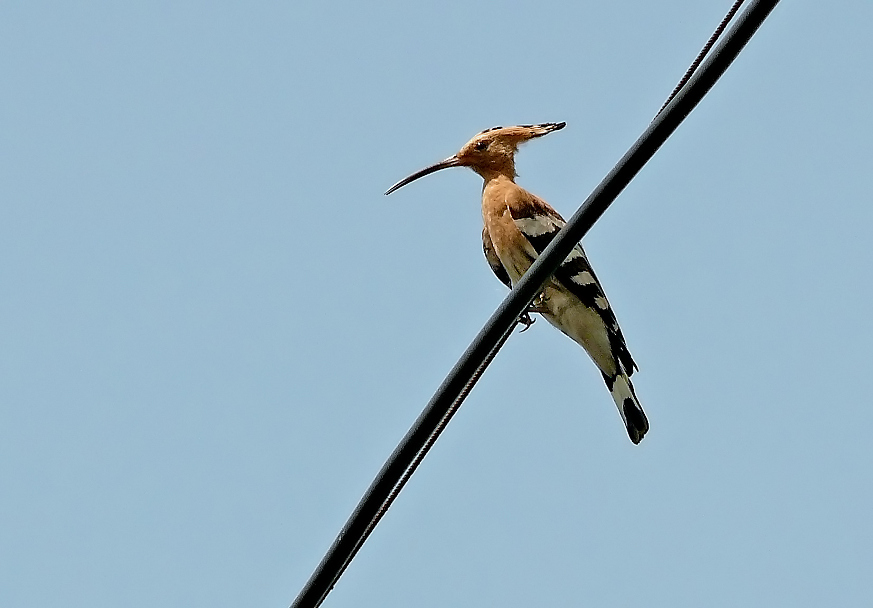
[656,0,746,117]
[291,1,781,607]
[323,319,520,594]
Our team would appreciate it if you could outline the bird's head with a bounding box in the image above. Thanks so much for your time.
[385,122,565,195]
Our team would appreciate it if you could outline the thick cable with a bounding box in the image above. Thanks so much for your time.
[325,320,519,592]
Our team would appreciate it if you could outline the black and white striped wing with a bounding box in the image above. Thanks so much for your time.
[509,197,638,375]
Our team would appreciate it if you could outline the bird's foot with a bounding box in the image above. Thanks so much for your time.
[518,312,536,332]
[518,293,549,332]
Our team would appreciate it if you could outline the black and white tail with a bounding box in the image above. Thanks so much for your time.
[602,369,649,444]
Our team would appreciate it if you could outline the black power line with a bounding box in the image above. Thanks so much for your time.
[291,1,781,606]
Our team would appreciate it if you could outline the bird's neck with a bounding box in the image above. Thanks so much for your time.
[473,158,517,184]
[480,172,516,191]
[480,173,521,216]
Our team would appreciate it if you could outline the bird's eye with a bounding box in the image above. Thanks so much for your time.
[474,140,489,151]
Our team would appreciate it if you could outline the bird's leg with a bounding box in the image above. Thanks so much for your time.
[527,291,550,314]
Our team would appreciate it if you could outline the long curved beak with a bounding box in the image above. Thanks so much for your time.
[385,156,463,195]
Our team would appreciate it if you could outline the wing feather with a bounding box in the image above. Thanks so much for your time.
[482,226,512,289]
[509,197,637,374]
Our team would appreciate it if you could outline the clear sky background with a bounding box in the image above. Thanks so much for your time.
[2,1,871,606]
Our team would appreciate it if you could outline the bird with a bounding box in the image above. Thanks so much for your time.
[385,123,648,444]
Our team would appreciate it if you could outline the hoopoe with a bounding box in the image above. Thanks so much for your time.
[386,123,649,444]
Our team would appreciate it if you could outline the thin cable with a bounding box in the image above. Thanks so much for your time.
[656,0,746,117]
[291,2,780,606]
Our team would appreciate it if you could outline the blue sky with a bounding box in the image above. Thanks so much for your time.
[2,1,871,606]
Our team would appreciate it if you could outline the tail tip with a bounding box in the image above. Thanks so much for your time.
[622,398,649,445]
